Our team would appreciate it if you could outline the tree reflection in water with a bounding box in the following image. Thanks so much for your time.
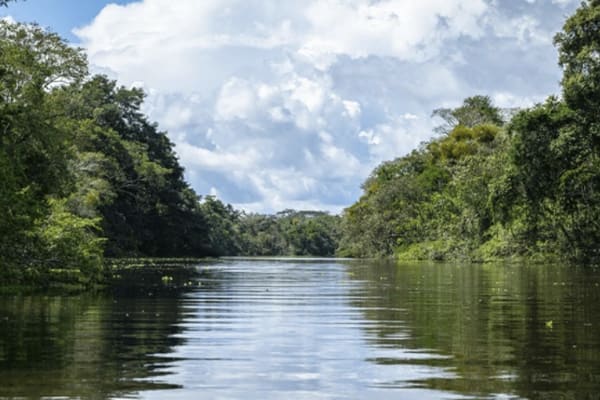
[347,261,600,399]
[0,262,209,399]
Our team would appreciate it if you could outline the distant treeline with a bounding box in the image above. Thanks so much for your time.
[238,210,341,257]
[338,1,600,264]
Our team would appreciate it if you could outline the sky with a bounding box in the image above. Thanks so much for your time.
[3,0,581,213]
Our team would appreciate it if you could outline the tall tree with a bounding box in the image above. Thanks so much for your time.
[0,22,103,283]
[54,75,212,257]
[432,95,504,135]
[555,0,600,120]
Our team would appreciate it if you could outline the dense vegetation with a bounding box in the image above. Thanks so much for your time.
[237,210,341,257]
[179,202,341,257]
[340,1,600,264]
[0,21,219,286]
[0,19,340,288]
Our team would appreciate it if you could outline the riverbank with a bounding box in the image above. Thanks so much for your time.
[395,239,565,264]
[0,258,219,295]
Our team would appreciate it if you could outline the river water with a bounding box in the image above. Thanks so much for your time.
[1,259,600,399]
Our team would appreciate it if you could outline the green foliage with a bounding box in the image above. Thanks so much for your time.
[493,1,600,263]
[432,95,504,135]
[339,150,440,257]
[35,199,105,284]
[0,22,94,285]
[340,1,600,265]
[238,210,341,257]
[48,74,218,258]
[340,120,503,259]
[199,196,241,256]
[429,124,501,162]
[0,22,239,288]
[555,0,600,117]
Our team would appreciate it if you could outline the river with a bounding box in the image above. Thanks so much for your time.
[1,259,600,399]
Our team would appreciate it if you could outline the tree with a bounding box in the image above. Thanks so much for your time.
[0,22,101,283]
[53,75,213,257]
[432,95,504,135]
[338,2,600,264]
[486,1,600,263]
[236,210,341,257]
[340,96,514,261]
[339,150,448,257]
[550,0,600,261]
[199,196,240,256]
[555,0,600,119]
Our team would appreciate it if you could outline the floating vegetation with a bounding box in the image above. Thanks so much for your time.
[106,258,220,296]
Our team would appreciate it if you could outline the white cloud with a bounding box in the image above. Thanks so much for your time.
[215,78,258,121]
[301,0,488,62]
[359,116,432,161]
[75,0,580,212]
[343,101,361,119]
[209,187,219,197]
[491,92,545,109]
[491,14,551,46]
[176,142,262,171]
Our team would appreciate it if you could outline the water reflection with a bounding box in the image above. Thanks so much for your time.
[348,261,600,399]
[1,260,600,399]
[0,264,201,399]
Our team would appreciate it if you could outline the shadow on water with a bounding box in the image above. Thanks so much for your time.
[0,259,220,400]
[348,260,600,399]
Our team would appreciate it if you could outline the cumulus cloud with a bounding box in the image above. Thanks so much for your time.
[299,0,488,66]
[75,0,579,212]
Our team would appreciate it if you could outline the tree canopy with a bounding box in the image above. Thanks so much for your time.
[340,0,600,264]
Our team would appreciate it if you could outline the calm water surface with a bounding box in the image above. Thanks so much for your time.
[1,259,600,399]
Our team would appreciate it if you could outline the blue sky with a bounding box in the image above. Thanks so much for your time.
[2,0,581,213]
[2,0,133,41]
